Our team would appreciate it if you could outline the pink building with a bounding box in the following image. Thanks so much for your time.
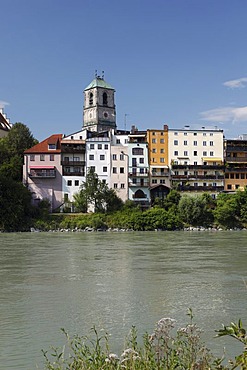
[23,134,63,211]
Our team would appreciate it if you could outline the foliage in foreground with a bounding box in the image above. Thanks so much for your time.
[42,310,247,370]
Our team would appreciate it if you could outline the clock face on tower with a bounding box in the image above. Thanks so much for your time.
[103,112,109,118]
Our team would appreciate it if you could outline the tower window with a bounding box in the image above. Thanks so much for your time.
[89,92,93,105]
[103,92,108,105]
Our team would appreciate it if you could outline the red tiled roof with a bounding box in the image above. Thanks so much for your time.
[24,134,63,154]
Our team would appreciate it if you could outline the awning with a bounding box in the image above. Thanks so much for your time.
[202,157,223,162]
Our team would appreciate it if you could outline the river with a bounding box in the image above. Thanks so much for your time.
[0,231,246,369]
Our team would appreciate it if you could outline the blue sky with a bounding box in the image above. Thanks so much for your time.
[1,0,247,140]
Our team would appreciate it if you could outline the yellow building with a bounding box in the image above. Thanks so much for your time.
[147,124,170,201]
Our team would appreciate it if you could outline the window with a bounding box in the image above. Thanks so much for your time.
[160,158,165,163]
[174,140,178,145]
[116,139,120,144]
[184,151,188,156]
[50,154,54,161]
[90,144,94,149]
[91,166,95,172]
[193,141,197,146]
[213,182,217,187]
[210,133,213,136]
[102,180,106,184]
[75,180,79,186]
[120,183,125,189]
[30,155,35,161]
[174,151,178,155]
[194,133,197,136]
[40,154,45,161]
[225,173,229,178]
[98,144,102,149]
[100,154,105,160]
[227,184,232,190]
[194,161,197,165]
[89,92,93,105]
[113,167,117,173]
[114,183,118,189]
[48,144,56,150]
[203,182,207,187]
[160,148,164,153]
[184,132,187,136]
[64,193,68,201]
[161,132,164,136]
[120,154,124,161]
[152,132,156,135]
[139,157,144,164]
[124,139,128,144]
[194,151,197,156]
[203,133,207,136]
[140,168,144,174]
[120,167,124,173]
[210,141,214,146]
[236,173,239,179]
[103,92,108,105]
[152,139,156,143]
[113,154,117,160]
[241,173,245,179]
[152,148,156,153]
[89,154,94,160]
[174,132,178,135]
[80,136,82,140]
[103,166,107,172]
[160,179,165,184]
[210,151,214,156]
[160,138,164,143]
[184,140,187,145]
[132,147,143,155]
[236,184,240,189]
[67,180,72,186]
[152,179,158,184]
[104,144,108,150]
[174,171,179,175]
[152,158,156,163]
[203,141,207,146]
[203,151,207,156]
[132,178,137,184]
[184,171,188,175]
[194,182,198,187]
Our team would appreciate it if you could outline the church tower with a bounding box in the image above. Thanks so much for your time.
[83,72,116,132]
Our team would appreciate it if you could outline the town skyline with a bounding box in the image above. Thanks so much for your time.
[1,0,247,141]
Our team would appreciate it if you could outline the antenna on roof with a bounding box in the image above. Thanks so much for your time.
[95,70,97,78]
[102,70,104,79]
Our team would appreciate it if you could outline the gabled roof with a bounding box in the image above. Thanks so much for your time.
[24,134,63,154]
[84,77,114,91]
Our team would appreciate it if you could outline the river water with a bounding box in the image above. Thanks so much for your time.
[0,231,247,369]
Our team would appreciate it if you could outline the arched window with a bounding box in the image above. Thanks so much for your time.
[132,147,143,155]
[103,92,108,105]
[89,92,93,106]
[134,189,146,199]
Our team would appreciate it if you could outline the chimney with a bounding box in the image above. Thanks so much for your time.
[163,124,168,132]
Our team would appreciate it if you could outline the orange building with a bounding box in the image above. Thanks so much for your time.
[147,124,170,202]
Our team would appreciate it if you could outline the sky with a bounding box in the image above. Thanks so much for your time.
[1,0,247,141]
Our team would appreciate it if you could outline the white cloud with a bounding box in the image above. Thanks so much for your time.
[0,100,10,109]
[200,105,247,123]
[223,77,247,89]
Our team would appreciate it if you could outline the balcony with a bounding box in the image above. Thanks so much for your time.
[226,167,247,173]
[171,174,224,180]
[61,160,85,166]
[151,171,170,177]
[29,168,56,178]
[129,180,150,187]
[61,145,85,153]
[226,145,247,152]
[171,164,225,170]
[225,157,247,163]
[177,185,224,192]
[63,170,85,176]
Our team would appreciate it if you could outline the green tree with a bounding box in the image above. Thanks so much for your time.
[74,168,123,213]
[214,193,239,228]
[178,194,214,227]
[0,174,33,231]
[0,122,38,181]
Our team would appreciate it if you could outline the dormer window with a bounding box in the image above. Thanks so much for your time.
[103,92,108,105]
[48,144,56,150]
[89,92,93,106]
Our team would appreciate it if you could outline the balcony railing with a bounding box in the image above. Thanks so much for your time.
[171,164,225,170]
[225,157,247,163]
[29,169,56,178]
[225,167,247,172]
[151,171,170,177]
[61,160,85,166]
[129,181,150,187]
[171,174,224,180]
[63,170,85,177]
[226,146,247,152]
[61,146,85,153]
[176,185,224,192]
